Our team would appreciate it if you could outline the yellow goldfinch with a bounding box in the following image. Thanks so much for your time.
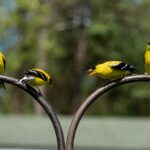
[0,52,6,89]
[144,42,150,74]
[87,61,135,80]
[19,68,52,87]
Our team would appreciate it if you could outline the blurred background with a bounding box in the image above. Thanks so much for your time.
[0,0,150,149]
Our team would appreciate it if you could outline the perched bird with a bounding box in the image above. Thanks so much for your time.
[144,42,150,74]
[19,68,52,92]
[0,52,6,89]
[87,61,135,80]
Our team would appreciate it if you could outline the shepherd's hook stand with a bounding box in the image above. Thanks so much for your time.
[66,74,150,150]
[1,74,150,150]
[0,75,65,150]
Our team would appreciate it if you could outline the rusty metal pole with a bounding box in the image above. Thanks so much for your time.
[0,75,65,150]
[66,74,150,150]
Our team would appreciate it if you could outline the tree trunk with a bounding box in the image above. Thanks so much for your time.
[34,29,48,114]
[34,1,50,115]
[71,28,87,113]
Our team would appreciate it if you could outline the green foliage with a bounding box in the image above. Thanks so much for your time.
[0,0,150,115]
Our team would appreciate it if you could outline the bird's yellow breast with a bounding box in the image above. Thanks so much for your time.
[28,77,46,86]
[145,50,150,63]
[0,54,5,74]
[95,61,125,80]
[144,50,150,74]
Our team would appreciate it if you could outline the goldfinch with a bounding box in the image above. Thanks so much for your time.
[87,61,135,80]
[144,42,150,74]
[19,68,52,87]
[0,52,6,89]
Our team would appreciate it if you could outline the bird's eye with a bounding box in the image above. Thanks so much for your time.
[91,66,96,70]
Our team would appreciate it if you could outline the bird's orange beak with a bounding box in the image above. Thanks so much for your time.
[87,69,95,76]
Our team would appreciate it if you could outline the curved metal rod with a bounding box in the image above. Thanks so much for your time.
[0,75,65,150]
[66,74,150,150]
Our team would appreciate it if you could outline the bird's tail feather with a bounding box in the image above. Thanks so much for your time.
[112,62,135,72]
[128,65,136,72]
[124,64,135,72]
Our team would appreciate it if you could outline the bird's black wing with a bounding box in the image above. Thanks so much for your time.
[110,62,135,72]
[25,69,47,81]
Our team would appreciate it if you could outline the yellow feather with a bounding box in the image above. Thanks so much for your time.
[144,44,150,74]
[0,52,6,89]
[88,61,134,80]
[24,68,52,86]
[0,52,5,75]
[28,77,47,86]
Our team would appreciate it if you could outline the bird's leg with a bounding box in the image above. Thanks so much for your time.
[113,77,124,82]
[104,79,113,86]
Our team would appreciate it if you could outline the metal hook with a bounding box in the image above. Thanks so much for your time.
[0,75,65,150]
[66,74,150,150]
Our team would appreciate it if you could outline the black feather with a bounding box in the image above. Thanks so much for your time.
[25,69,47,81]
[91,66,96,70]
[111,62,135,72]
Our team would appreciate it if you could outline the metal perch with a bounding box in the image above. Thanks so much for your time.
[66,74,150,150]
[1,74,150,150]
[0,75,65,150]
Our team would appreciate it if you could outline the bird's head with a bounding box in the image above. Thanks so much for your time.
[147,42,150,50]
[87,66,96,76]
[0,52,5,60]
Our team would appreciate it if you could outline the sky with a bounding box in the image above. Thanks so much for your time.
[0,0,17,51]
